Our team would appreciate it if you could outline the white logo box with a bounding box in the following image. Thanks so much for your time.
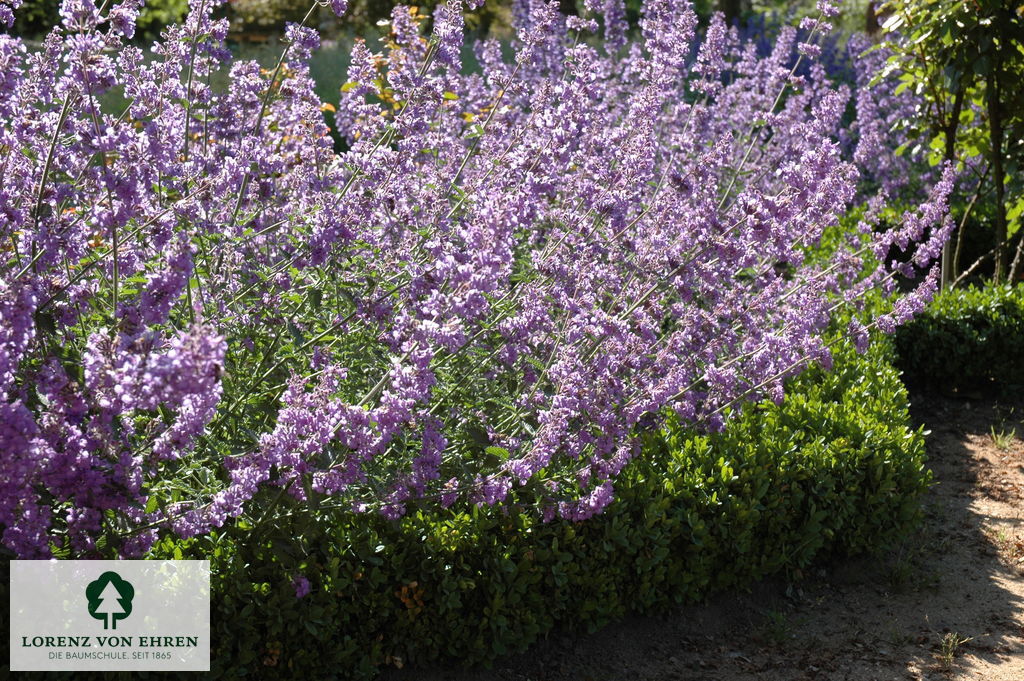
[9,560,210,672]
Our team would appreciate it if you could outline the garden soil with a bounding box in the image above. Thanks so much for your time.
[383,395,1024,681]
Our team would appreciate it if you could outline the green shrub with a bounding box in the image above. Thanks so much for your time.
[135,0,190,38]
[894,282,1024,393]
[157,333,922,680]
[2,333,925,680]
[228,0,308,31]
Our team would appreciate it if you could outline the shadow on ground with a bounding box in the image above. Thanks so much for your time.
[381,396,1024,681]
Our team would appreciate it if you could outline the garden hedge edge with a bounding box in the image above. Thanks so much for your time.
[895,282,1024,393]
[206,334,928,679]
[3,334,929,680]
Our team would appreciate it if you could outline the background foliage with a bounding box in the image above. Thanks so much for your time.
[8,0,511,38]
[878,0,1024,284]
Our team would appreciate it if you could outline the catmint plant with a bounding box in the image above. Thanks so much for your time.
[0,0,950,558]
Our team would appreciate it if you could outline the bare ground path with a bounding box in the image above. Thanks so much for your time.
[383,395,1024,681]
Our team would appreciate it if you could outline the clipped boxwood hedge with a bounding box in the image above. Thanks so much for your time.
[187,334,926,680]
[894,282,1024,393]
[6,333,928,680]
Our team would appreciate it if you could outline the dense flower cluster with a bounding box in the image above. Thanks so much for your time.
[0,0,950,557]
[847,32,928,196]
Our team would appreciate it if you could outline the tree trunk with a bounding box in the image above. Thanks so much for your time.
[987,66,1008,283]
[940,87,965,289]
[1009,231,1024,282]
[865,2,881,35]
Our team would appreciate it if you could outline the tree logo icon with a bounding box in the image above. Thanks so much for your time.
[86,572,135,630]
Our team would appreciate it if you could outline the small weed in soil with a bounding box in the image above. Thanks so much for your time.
[990,425,1018,451]
[937,632,972,671]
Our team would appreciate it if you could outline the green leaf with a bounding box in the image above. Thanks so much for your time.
[881,13,905,32]
[485,446,511,460]
[288,321,305,348]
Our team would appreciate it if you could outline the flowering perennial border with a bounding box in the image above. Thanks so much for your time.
[0,0,952,557]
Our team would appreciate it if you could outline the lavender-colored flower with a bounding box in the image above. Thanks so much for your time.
[692,13,729,95]
[848,319,870,354]
[59,0,100,32]
[330,0,349,18]
[817,0,841,18]
[292,575,312,599]
[582,0,627,53]
[108,0,142,39]
[284,23,320,63]
[432,1,464,70]
[0,283,36,399]
[0,0,23,27]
